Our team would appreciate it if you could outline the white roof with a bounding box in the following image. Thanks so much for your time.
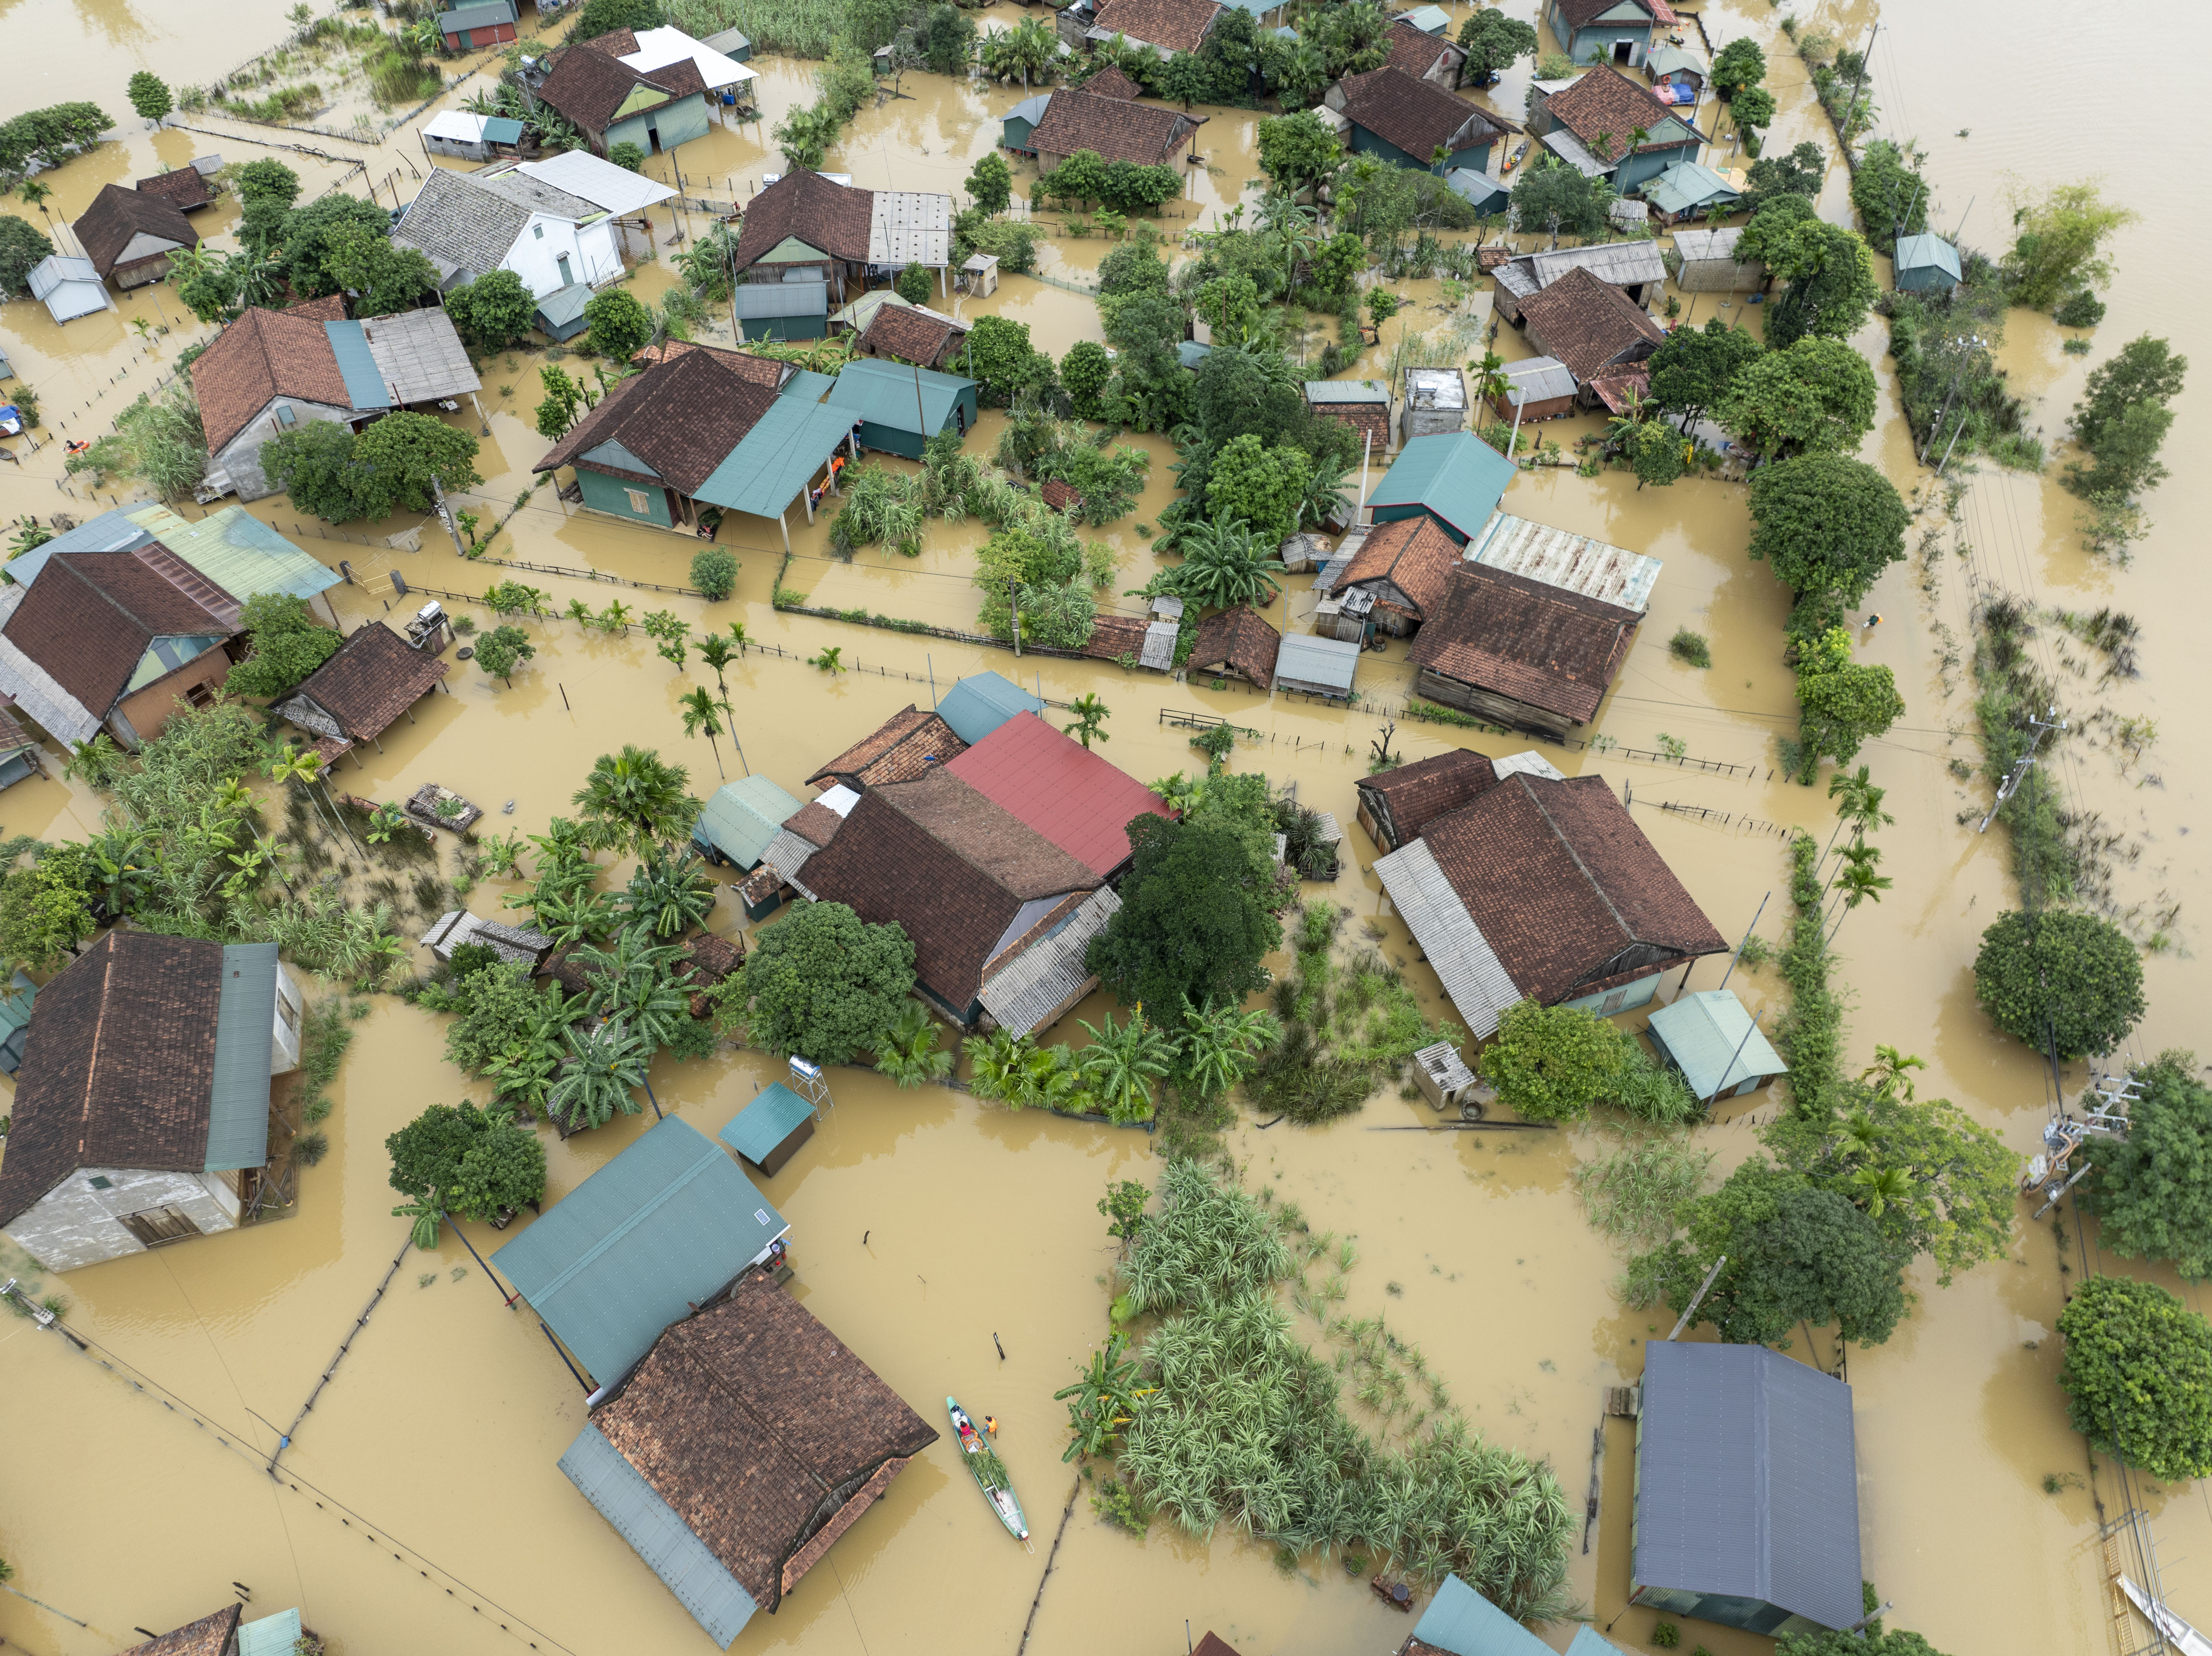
[869,190,954,267]
[1465,509,1662,613]
[518,150,676,216]
[818,783,861,817]
[27,255,110,322]
[619,24,757,87]
[424,110,496,142]
[1492,750,1565,782]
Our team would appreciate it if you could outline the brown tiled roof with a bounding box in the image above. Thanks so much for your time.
[115,1605,243,1656]
[1310,396,1390,452]
[1385,18,1463,80]
[72,182,197,276]
[677,931,742,1015]
[1553,0,1657,30]
[136,167,213,210]
[782,799,847,849]
[1188,604,1281,690]
[1079,64,1143,100]
[1335,67,1515,163]
[1081,613,1149,662]
[1040,479,1083,514]
[1338,514,1462,618]
[1357,748,1497,847]
[1422,771,1726,1002]
[1515,264,1664,383]
[283,291,349,323]
[860,303,962,367]
[631,339,789,387]
[806,705,966,788]
[1193,1636,1244,1656]
[0,932,226,1227]
[592,1269,938,1613]
[287,622,449,740]
[797,769,1099,1009]
[1092,0,1221,53]
[538,33,702,133]
[531,348,780,495]
[1589,363,1651,413]
[1410,562,1638,724]
[1543,64,1683,163]
[3,550,230,721]
[731,170,874,271]
[1477,244,1515,271]
[1029,89,1200,167]
[0,697,37,758]
[192,305,353,455]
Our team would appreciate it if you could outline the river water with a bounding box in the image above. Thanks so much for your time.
[0,0,2203,1652]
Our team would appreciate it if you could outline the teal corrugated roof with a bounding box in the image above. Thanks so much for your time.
[1369,432,1516,538]
[1565,1628,1633,1656]
[1643,160,1739,217]
[482,116,525,144]
[324,320,391,411]
[692,398,858,518]
[1646,988,1785,1098]
[695,775,803,867]
[718,1083,816,1166]
[1893,232,1961,280]
[1396,4,1450,32]
[825,358,974,435]
[124,504,342,601]
[491,1117,788,1385]
[1177,341,1213,369]
[1446,168,1511,211]
[561,1424,756,1647]
[536,281,593,328]
[0,971,35,1036]
[936,671,1043,744]
[204,943,277,1173]
[777,367,835,404]
[1408,1574,1554,1656]
[236,1609,302,1656]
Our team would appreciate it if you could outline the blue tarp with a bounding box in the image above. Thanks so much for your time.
[324,321,392,411]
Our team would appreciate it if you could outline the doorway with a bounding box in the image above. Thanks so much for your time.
[1613,39,1635,64]
[556,253,573,285]
[647,127,661,152]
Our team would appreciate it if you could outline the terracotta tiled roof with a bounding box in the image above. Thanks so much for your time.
[944,710,1171,875]
[1039,479,1083,514]
[71,182,197,276]
[592,1270,938,1614]
[531,348,780,494]
[136,167,213,210]
[1192,1636,1244,1656]
[115,1605,243,1656]
[0,932,227,1227]
[630,339,789,387]
[1082,613,1150,662]
[1079,64,1143,100]
[1385,17,1463,80]
[1514,264,1664,383]
[192,305,353,455]
[1188,604,1281,690]
[3,550,230,720]
[1029,89,1199,167]
[286,622,449,741]
[1335,67,1516,163]
[284,291,349,323]
[538,32,702,133]
[1410,562,1638,724]
[806,704,967,789]
[1356,748,1498,848]
[1588,362,1651,413]
[1553,0,1656,29]
[859,303,963,367]
[1543,64,1683,163]
[1420,771,1726,1002]
[677,931,742,1015]
[732,170,874,271]
[781,799,847,848]
[1092,0,1221,54]
[1309,396,1390,452]
[1338,513,1462,618]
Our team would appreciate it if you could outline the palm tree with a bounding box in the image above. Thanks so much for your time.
[1297,459,1353,529]
[1078,1010,1176,1123]
[1169,519,1288,610]
[1859,1044,1925,1103]
[1847,1163,1912,1219]
[393,1194,444,1251]
[963,1028,1036,1101]
[678,686,727,778]
[573,926,693,1044]
[876,1001,953,1088]
[572,745,699,855]
[697,633,738,700]
[1052,1331,1148,1461]
[1827,849,1892,942]
[548,1020,649,1132]
[1822,764,1891,863]
[1178,1000,1281,1099]
[1064,693,1111,750]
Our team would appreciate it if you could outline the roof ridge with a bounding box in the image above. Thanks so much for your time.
[1516,773,1637,948]
[75,933,117,1159]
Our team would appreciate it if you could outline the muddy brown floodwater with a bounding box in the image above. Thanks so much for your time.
[0,0,2205,1652]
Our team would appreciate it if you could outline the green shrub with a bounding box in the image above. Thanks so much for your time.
[689,545,738,599]
[1668,627,1711,668]
[2054,290,2106,328]
[2058,1275,2212,1482]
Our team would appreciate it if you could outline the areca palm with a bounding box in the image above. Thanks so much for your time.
[1078,1010,1176,1123]
[548,1019,649,1132]
[876,1000,953,1088]
[1823,764,1891,860]
[1859,1044,1925,1103]
[1847,1163,1913,1218]
[1064,693,1111,750]
[571,745,699,854]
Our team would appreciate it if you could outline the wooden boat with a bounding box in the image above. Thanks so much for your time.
[947,1396,1029,1541]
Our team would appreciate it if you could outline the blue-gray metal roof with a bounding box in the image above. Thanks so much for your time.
[482,116,525,144]
[1406,1573,1555,1656]
[1304,378,1388,404]
[491,1117,789,1386]
[0,971,35,1037]
[937,671,1044,744]
[1005,93,1052,127]
[1893,232,1961,280]
[733,280,827,320]
[560,1424,756,1647]
[694,774,803,868]
[1446,167,1511,211]
[323,321,392,412]
[204,944,278,1172]
[1369,431,1516,540]
[1177,341,1213,369]
[718,1083,815,1167]
[3,508,154,586]
[536,281,593,329]
[1646,988,1785,1097]
[825,358,976,435]
[1274,632,1361,693]
[581,437,661,479]
[235,1609,302,1656]
[438,0,519,29]
[1633,1341,1862,1631]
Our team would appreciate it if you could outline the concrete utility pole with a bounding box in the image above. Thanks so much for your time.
[1976,705,2065,833]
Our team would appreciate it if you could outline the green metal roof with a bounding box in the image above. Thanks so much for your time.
[1407,1574,1560,1656]
[1646,988,1785,1099]
[236,1609,303,1656]
[490,1116,788,1386]
[125,634,228,695]
[125,504,342,601]
[1642,160,1740,218]
[204,943,278,1173]
[824,358,976,436]
[936,670,1043,744]
[717,1083,816,1167]
[694,774,803,868]
[560,1423,757,1646]
[0,970,35,1036]
[691,398,858,519]
[1893,232,1962,280]
[777,367,835,404]
[1369,432,1516,540]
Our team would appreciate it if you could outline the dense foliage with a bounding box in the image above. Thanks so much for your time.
[710,900,916,1064]
[2078,1054,2212,1280]
[1088,815,1283,1015]
[224,593,343,699]
[386,1101,546,1221]
[2057,1274,2212,1484]
[1972,909,2144,1057]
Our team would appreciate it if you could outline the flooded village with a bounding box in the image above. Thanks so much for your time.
[0,0,2204,1653]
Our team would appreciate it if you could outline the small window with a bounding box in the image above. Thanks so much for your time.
[88,1175,113,1190]
[625,488,651,514]
[276,405,296,428]
[185,682,215,708]
[533,224,544,240]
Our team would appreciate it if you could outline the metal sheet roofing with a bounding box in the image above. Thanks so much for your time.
[1465,509,1661,612]
[535,281,593,331]
[943,710,1170,875]
[1497,356,1579,406]
[520,148,679,216]
[490,1116,789,1387]
[777,367,835,404]
[936,671,1044,744]
[438,2,517,29]
[733,280,827,319]
[977,884,1120,1036]
[203,943,277,1173]
[5,508,155,587]
[1406,1573,1557,1656]
[0,971,36,1037]
[1541,127,1611,177]
[1524,240,1671,289]
[424,111,508,143]
[1634,1340,1862,1632]
[361,307,482,405]
[826,358,975,435]
[1646,988,1785,1098]
[1304,378,1388,404]
[1274,632,1362,694]
[323,320,391,412]
[619,23,758,89]
[717,1082,816,1167]
[1894,232,1962,279]
[28,255,110,323]
[1368,431,1516,541]
[695,774,804,868]
[235,1609,303,1656]
[1374,837,1522,1037]
[691,397,856,519]
[868,190,954,267]
[830,288,912,330]
[1445,167,1510,211]
[1642,159,1740,218]
[560,1423,757,1648]
[1395,3,1450,29]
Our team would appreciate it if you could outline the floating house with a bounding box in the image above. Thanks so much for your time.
[438,0,518,49]
[1542,0,1663,70]
[807,704,967,791]
[1410,562,1640,736]
[1355,748,1497,852]
[1513,266,1666,404]
[935,670,1045,744]
[719,1083,820,1176]
[421,109,527,160]
[1893,231,1962,294]
[694,774,807,869]
[827,359,978,458]
[1187,604,1281,690]
[27,255,111,324]
[1632,1341,1863,1636]
[0,935,301,1273]
[1327,66,1517,175]
[1528,65,1701,193]
[273,622,451,766]
[1464,509,1662,613]
[1367,431,1516,544]
[1645,988,1787,1101]
[1670,226,1765,292]
[72,182,198,289]
[944,709,1172,877]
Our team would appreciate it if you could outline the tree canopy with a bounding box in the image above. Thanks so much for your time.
[1646,318,1763,433]
[1973,909,2144,1057]
[386,1100,545,1221]
[583,288,653,360]
[447,269,537,353]
[1456,8,1537,79]
[2004,178,2138,310]
[352,413,481,515]
[1792,625,1904,778]
[1478,1000,1627,1122]
[1711,36,1766,96]
[1256,109,1340,190]
[1510,155,1615,241]
[1850,139,1930,255]
[712,900,916,1064]
[1087,815,1283,1014]
[224,593,343,698]
[1740,196,1879,347]
[2079,1054,2212,1281]
[0,216,54,299]
[2058,1274,2212,1484]
[2064,333,2186,501]
[1747,453,1907,606]
[1717,336,1876,458]
[1741,141,1825,212]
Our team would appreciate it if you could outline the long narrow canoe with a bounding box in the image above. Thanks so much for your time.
[947,1395,1029,1541]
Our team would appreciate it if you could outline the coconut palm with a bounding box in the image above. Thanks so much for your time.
[876,1000,953,1088]
[571,745,699,855]
[548,1019,649,1132]
[1064,693,1111,750]
[1078,1009,1176,1123]
[677,685,727,778]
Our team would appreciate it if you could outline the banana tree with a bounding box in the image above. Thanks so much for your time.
[1052,1332,1150,1461]
[547,1019,650,1133]
[1077,1010,1175,1124]
[393,1194,445,1251]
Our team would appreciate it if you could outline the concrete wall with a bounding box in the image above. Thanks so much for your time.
[110,645,235,748]
[7,1164,240,1273]
[605,94,710,157]
[501,213,621,299]
[216,398,357,502]
[1547,0,1651,66]
[579,465,676,527]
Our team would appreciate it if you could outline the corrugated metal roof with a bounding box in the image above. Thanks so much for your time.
[5,509,154,588]
[1646,44,1706,78]
[1492,750,1565,782]
[483,116,526,144]
[438,2,517,29]
[235,1609,303,1656]
[324,320,391,411]
[490,1117,788,1386]
[1395,3,1450,31]
[1274,632,1361,694]
[535,281,593,330]
[361,307,481,405]
[695,774,803,868]
[560,1423,757,1647]
[1374,837,1522,1037]
[778,368,835,404]
[620,24,757,90]
[699,26,751,55]
[1673,227,1749,264]
[758,828,818,895]
[1139,620,1177,669]
[1894,232,1962,279]
[1642,159,1739,218]
[1406,1573,1557,1656]
[825,358,974,435]
[120,504,340,601]
[1646,988,1785,1097]
[1445,168,1510,211]
[125,634,226,695]
[691,397,856,519]
[830,288,911,330]
[1540,127,1610,177]
[1524,240,1670,289]
[28,255,110,323]
[1465,510,1662,613]
[977,885,1119,1036]
[733,280,827,320]
[204,943,277,1172]
[520,149,678,217]
[868,190,954,267]
[1004,92,1053,127]
[1634,1341,1862,1631]
[717,1082,816,1167]
[936,671,1043,744]
[1498,356,1578,405]
[1304,378,1388,404]
[1177,341,1212,369]
[1369,432,1515,540]
[0,971,36,1037]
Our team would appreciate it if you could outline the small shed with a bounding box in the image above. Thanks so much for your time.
[1001,91,1052,156]
[534,281,593,341]
[438,0,519,49]
[27,255,111,324]
[1394,3,1449,33]
[826,358,978,458]
[960,252,999,297]
[1492,356,1578,423]
[1645,44,1707,103]
[694,774,806,869]
[1187,604,1281,690]
[0,699,41,792]
[1369,432,1516,544]
[1400,366,1467,444]
[719,1081,820,1175]
[734,278,829,342]
[1411,1040,1477,1111]
[1275,633,1362,701]
[1401,1573,1630,1656]
[1670,227,1765,292]
[1444,168,1511,216]
[936,670,1045,744]
[422,109,527,160]
[699,25,753,61]
[1641,159,1740,225]
[1645,988,1785,1101]
[1894,232,1962,294]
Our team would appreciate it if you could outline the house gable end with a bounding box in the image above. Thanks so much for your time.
[580,437,662,478]
[762,236,832,264]
[614,82,674,119]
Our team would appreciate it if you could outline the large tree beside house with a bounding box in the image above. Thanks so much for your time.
[1086,815,1283,1015]
[709,900,916,1065]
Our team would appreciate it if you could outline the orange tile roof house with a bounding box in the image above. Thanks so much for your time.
[532,26,711,156]
[1512,264,1666,397]
[1409,561,1641,737]
[1187,604,1282,690]
[1075,0,1223,56]
[1385,16,1467,86]
[1325,66,1517,176]
[806,704,968,790]
[857,302,969,370]
[1333,513,1464,636]
[1355,748,1499,851]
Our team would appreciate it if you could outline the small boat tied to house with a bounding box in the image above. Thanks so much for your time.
[947,1396,1029,1542]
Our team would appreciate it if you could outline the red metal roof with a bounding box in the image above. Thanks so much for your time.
[944,711,1170,876]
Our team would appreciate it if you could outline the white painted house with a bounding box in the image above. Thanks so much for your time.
[392,151,673,299]
[0,933,302,1273]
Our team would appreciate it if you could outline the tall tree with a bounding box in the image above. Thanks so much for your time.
[1973,909,2145,1058]
[1478,1000,1628,1122]
[0,216,54,299]
[570,745,698,854]
[1454,8,1536,81]
[351,413,480,513]
[2058,1274,2212,1483]
[1746,453,1908,602]
[2079,1054,2212,1281]
[710,901,916,1063]
[1717,337,1877,459]
[1088,816,1282,1013]
[2004,178,2138,310]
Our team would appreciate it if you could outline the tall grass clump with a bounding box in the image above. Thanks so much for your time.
[665,0,842,57]
[1770,831,1844,1120]
[1571,1131,1713,1249]
[828,463,926,559]
[295,997,357,1125]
